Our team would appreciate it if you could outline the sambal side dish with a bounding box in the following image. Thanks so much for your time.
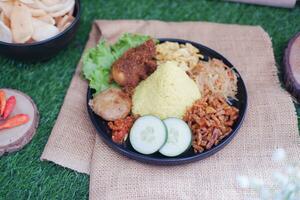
[83,33,239,157]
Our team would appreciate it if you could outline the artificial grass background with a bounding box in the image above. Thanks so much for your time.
[0,0,300,199]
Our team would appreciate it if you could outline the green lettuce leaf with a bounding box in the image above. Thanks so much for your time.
[82,40,115,93]
[82,33,151,93]
[111,33,151,59]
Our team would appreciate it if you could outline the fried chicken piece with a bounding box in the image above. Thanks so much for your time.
[89,88,131,121]
[111,39,157,90]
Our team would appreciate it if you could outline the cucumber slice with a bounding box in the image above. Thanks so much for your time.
[130,115,167,155]
[159,118,192,157]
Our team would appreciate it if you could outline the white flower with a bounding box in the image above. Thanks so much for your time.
[286,166,295,175]
[286,183,296,192]
[237,175,250,188]
[296,168,300,179]
[259,187,271,200]
[237,148,300,200]
[281,184,297,199]
[273,171,289,186]
[274,193,284,200]
[272,148,286,162]
[249,177,264,189]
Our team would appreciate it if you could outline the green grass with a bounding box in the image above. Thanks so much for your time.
[0,0,300,199]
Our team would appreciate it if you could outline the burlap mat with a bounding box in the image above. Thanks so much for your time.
[227,0,297,8]
[41,20,300,199]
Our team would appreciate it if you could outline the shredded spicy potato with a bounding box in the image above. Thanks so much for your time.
[188,58,238,101]
[183,89,239,153]
[108,116,135,144]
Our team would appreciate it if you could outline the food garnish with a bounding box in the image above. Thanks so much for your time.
[0,90,6,116]
[132,61,201,119]
[128,116,192,157]
[183,89,239,153]
[129,115,167,155]
[112,39,157,92]
[89,88,131,121]
[159,118,192,157]
[83,33,151,94]
[111,33,154,59]
[2,96,16,119]
[188,58,238,101]
[0,114,30,131]
[0,0,75,43]
[83,40,116,93]
[108,116,135,144]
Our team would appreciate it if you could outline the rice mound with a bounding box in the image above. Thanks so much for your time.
[132,61,201,119]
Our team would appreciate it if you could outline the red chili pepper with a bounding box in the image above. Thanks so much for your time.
[0,90,6,116]
[0,114,30,130]
[3,96,16,119]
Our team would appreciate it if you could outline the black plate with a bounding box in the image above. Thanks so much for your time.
[87,38,247,165]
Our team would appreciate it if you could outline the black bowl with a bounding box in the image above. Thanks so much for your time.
[0,0,81,61]
[87,38,248,165]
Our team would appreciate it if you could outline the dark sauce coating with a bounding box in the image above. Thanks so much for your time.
[111,39,157,92]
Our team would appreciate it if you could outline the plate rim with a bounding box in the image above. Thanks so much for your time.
[87,38,248,165]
